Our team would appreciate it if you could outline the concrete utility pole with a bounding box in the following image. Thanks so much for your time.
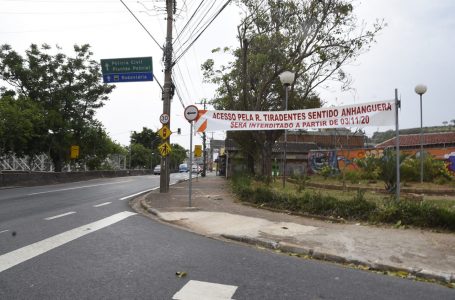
[196,100,207,177]
[160,0,174,193]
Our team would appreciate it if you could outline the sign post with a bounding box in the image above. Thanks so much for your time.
[184,105,199,207]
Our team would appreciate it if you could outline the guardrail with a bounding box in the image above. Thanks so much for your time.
[0,170,152,188]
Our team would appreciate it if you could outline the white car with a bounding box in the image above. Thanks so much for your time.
[153,165,161,175]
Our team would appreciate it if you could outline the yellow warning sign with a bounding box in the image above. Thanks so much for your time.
[158,125,172,139]
[70,145,79,159]
[158,142,172,157]
[194,145,202,157]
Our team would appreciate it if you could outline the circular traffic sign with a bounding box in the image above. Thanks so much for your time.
[184,105,199,122]
[159,113,170,124]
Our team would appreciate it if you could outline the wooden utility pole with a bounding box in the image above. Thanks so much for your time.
[160,0,174,193]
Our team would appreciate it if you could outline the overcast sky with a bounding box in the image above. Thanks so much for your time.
[1,0,454,149]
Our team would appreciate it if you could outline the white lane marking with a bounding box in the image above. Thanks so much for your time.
[44,211,76,220]
[0,230,9,234]
[93,202,112,207]
[118,187,159,200]
[27,180,132,196]
[0,211,136,273]
[173,280,238,300]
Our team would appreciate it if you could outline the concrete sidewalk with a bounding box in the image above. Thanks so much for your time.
[140,173,455,284]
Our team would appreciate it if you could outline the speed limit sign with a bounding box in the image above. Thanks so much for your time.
[159,113,170,124]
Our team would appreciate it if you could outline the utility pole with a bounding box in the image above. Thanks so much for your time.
[160,0,174,193]
[196,99,207,177]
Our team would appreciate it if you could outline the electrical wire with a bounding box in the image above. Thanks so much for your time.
[174,0,232,65]
[173,0,206,44]
[173,0,217,54]
[119,0,163,51]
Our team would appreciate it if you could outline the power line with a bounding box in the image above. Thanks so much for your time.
[173,0,206,44]
[174,0,232,65]
[173,0,217,54]
[119,0,163,51]
[172,78,187,110]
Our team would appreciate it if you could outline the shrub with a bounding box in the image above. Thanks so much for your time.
[231,174,253,199]
[354,156,380,180]
[320,164,333,179]
[231,178,455,231]
[398,154,453,183]
[400,157,420,182]
[373,199,455,230]
[343,170,361,184]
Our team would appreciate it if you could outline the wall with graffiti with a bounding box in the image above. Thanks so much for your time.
[308,147,455,174]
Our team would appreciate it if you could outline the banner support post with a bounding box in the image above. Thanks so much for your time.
[395,89,400,201]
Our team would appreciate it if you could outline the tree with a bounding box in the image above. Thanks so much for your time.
[131,127,159,150]
[0,43,114,171]
[0,94,46,157]
[130,127,160,169]
[130,143,152,169]
[202,0,383,180]
[78,123,126,170]
[169,143,187,171]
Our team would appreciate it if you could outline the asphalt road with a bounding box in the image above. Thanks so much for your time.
[0,174,453,299]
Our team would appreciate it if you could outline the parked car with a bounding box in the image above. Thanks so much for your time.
[153,165,161,175]
[179,163,188,172]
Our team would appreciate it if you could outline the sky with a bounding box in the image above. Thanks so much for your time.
[1,0,454,149]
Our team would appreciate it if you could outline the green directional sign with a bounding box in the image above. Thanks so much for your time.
[101,57,152,74]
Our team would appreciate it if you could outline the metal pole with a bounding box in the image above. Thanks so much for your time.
[225,151,228,179]
[282,85,289,188]
[395,89,400,201]
[189,122,193,207]
[160,0,174,193]
[420,94,424,183]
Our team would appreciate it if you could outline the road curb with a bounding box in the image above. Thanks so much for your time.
[140,198,163,219]
[220,234,454,284]
[139,199,455,285]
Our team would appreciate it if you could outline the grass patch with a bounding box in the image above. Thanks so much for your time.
[231,175,455,231]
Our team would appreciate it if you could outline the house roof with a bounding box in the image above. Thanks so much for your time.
[376,132,455,148]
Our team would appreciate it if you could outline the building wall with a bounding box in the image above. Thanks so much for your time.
[281,133,364,148]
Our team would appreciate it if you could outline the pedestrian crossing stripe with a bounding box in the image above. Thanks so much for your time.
[173,280,238,300]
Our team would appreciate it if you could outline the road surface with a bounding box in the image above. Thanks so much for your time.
[0,174,453,299]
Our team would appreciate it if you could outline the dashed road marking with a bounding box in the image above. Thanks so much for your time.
[173,280,238,300]
[44,211,76,220]
[0,230,9,234]
[0,211,136,273]
[119,187,158,200]
[93,202,112,207]
[27,180,132,196]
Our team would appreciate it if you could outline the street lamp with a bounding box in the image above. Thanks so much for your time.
[279,71,295,188]
[414,84,427,183]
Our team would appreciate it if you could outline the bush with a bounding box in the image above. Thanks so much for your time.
[400,157,420,182]
[231,174,253,199]
[354,156,380,180]
[343,170,362,184]
[320,164,333,179]
[373,199,455,230]
[231,177,455,230]
[396,155,453,183]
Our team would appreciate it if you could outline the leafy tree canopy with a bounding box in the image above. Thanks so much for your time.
[0,43,115,171]
[202,0,383,179]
